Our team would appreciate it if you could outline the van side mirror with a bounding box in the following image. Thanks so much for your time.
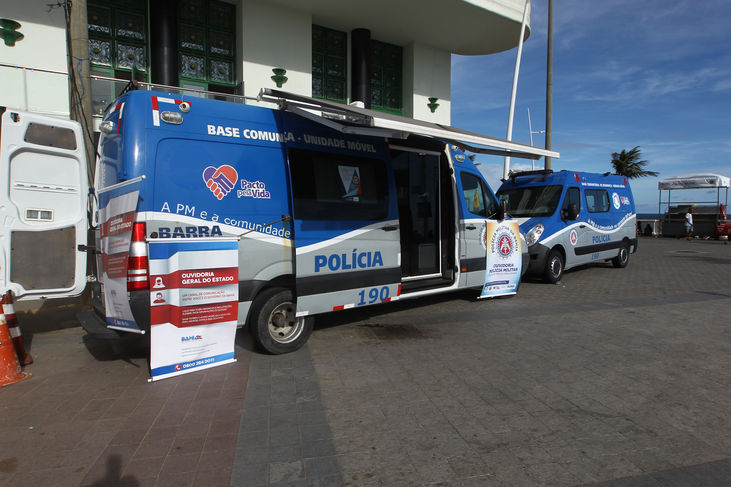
[496,200,506,221]
[566,203,579,221]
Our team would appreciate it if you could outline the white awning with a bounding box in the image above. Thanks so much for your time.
[658,174,730,190]
[258,89,560,161]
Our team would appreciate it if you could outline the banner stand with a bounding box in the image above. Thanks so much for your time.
[98,176,145,333]
[479,220,523,299]
[147,237,240,381]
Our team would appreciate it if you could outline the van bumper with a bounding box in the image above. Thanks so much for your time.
[526,243,550,274]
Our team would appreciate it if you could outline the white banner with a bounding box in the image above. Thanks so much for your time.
[479,220,523,298]
[98,177,143,332]
[148,238,239,381]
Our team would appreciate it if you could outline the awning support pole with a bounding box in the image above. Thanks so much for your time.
[503,0,531,181]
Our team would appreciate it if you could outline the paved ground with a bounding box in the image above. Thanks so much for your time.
[1,237,729,486]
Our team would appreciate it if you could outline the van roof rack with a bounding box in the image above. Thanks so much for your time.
[509,169,553,183]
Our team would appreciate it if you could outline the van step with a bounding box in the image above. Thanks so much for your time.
[77,310,121,339]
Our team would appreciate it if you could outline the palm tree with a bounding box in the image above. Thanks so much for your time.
[611,146,658,179]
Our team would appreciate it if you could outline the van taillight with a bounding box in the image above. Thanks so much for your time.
[127,222,149,291]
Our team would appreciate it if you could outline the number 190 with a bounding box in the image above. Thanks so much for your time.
[357,286,390,305]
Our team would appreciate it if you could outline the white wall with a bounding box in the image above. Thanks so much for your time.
[404,43,451,124]
[0,1,69,117]
[240,1,312,102]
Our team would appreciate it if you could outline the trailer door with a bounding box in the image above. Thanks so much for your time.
[0,108,88,299]
[288,148,401,316]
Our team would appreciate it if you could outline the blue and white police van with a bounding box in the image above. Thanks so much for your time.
[497,170,637,283]
[80,89,559,354]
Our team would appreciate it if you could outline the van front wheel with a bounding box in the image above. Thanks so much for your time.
[612,243,630,268]
[543,249,564,284]
[248,288,313,354]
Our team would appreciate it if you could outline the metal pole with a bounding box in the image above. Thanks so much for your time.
[527,107,534,170]
[503,0,531,180]
[545,0,553,170]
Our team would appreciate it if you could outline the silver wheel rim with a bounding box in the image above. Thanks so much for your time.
[620,248,628,263]
[551,257,561,277]
[267,301,304,344]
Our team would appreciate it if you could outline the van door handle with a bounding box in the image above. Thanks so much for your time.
[382,225,399,231]
[465,224,477,230]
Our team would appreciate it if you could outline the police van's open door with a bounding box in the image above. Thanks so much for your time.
[0,108,89,300]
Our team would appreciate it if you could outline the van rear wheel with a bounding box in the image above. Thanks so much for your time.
[543,249,564,284]
[612,243,630,268]
[248,287,313,354]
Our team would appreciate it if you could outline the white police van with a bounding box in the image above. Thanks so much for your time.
[497,170,637,283]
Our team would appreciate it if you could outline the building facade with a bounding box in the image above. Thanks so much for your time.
[0,0,530,128]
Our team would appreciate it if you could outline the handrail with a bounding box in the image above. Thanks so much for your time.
[0,64,258,114]
[88,74,257,106]
[0,62,68,76]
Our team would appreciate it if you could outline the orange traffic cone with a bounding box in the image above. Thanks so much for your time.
[2,292,32,365]
[0,311,30,387]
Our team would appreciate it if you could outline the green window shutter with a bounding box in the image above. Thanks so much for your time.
[371,40,402,115]
[178,0,236,90]
[312,25,347,103]
[87,0,148,79]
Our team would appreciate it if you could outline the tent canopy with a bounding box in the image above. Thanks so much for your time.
[658,174,730,190]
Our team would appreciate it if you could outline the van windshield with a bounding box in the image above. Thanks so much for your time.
[497,185,563,217]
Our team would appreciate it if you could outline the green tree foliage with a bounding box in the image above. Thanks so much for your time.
[611,146,658,179]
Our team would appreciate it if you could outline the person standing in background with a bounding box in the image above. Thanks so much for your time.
[684,208,694,240]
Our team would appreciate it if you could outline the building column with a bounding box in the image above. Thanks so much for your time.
[149,0,178,86]
[350,28,371,108]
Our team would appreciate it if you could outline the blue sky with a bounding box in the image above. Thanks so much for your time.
[451,0,731,214]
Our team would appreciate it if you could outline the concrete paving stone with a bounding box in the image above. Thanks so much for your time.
[270,424,302,447]
[269,459,306,484]
[159,450,201,475]
[194,466,234,487]
[236,444,270,465]
[301,438,337,459]
[591,454,646,480]
[240,414,271,433]
[297,398,329,416]
[335,451,375,477]
[524,461,581,486]
[268,444,302,463]
[412,459,458,484]
[459,474,505,487]
[154,469,196,487]
[81,444,138,485]
[447,452,492,478]
[304,474,345,487]
[176,418,212,439]
[375,462,420,487]
[208,416,241,437]
[304,455,341,479]
[121,455,164,479]
[341,471,380,487]
[7,467,88,487]
[169,435,205,457]
[132,436,174,460]
[271,412,302,429]
[109,427,149,446]
[493,464,545,487]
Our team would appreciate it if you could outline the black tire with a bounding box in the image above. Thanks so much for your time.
[248,287,313,354]
[543,249,564,284]
[612,242,630,268]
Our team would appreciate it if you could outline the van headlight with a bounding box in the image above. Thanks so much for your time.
[525,223,544,246]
